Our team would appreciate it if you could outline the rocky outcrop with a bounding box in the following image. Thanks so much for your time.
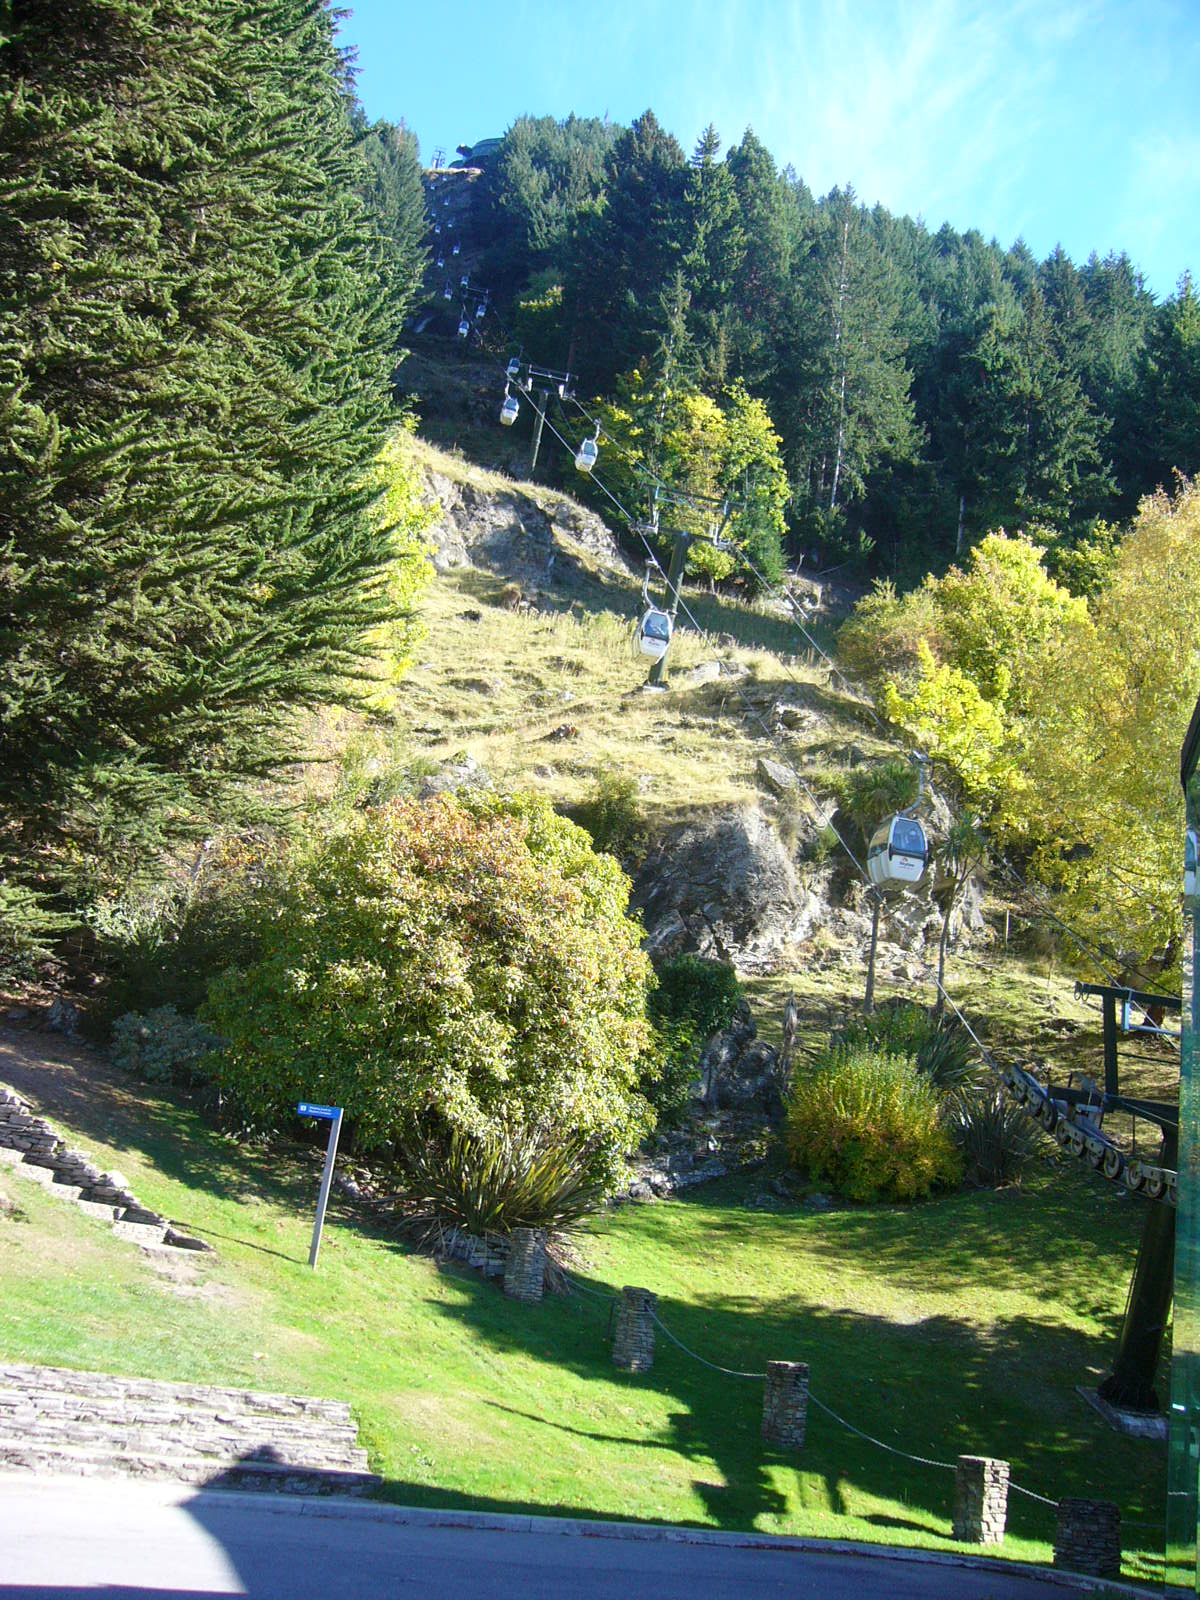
[422,467,632,584]
[634,805,824,973]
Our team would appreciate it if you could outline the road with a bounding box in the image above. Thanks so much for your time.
[0,1476,1094,1599]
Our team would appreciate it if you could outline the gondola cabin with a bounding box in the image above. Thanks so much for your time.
[867,814,928,890]
[452,242,461,255]
[637,608,672,662]
[457,318,470,339]
[1186,827,1198,899]
[436,255,444,269]
[476,302,487,319]
[575,437,599,474]
[499,394,520,426]
[506,357,521,379]
[443,284,453,300]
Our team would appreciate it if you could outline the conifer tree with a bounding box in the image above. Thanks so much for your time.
[0,0,416,946]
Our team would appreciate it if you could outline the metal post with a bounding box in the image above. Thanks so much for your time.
[1102,990,1119,1097]
[647,528,690,687]
[864,893,882,1012]
[308,1109,343,1270]
[529,388,548,477]
[1099,1127,1177,1410]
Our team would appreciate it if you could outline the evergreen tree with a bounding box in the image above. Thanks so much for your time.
[680,126,744,388]
[0,0,417,944]
[357,116,428,338]
[1139,272,1200,493]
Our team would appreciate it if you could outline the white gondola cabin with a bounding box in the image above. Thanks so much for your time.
[434,224,441,235]
[867,814,928,890]
[452,242,461,256]
[443,283,453,300]
[1186,827,1198,899]
[476,301,487,319]
[575,434,599,474]
[457,318,470,339]
[499,394,519,426]
[506,357,521,379]
[460,275,469,289]
[637,608,672,661]
[436,255,445,268]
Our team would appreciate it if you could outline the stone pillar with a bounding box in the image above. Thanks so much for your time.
[1053,1498,1121,1577]
[611,1287,656,1372]
[953,1455,1010,1544]
[761,1361,809,1450]
[503,1228,546,1303]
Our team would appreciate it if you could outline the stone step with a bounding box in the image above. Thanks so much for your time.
[0,1365,354,1426]
[0,1416,369,1470]
[0,1390,364,1445]
[0,1439,380,1495]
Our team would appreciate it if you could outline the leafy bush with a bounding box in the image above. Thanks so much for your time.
[785,1045,963,1202]
[834,1000,976,1092]
[202,793,655,1187]
[401,1124,604,1237]
[943,1086,1039,1188]
[110,1006,225,1087]
[642,957,744,1121]
[570,764,647,863]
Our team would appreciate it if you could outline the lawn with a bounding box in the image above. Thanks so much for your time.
[0,1031,1168,1585]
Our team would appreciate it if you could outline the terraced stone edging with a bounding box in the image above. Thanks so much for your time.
[0,1363,380,1495]
[0,1082,209,1254]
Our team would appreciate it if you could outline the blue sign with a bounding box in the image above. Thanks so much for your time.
[297,1102,340,1121]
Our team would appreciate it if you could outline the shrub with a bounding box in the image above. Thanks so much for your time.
[110,1006,225,1088]
[570,764,647,863]
[834,1000,976,1092]
[202,793,655,1187]
[401,1124,604,1237]
[785,1045,963,1202]
[642,957,744,1121]
[943,1086,1039,1188]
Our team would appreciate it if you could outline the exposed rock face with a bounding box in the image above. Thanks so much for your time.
[421,468,631,584]
[699,1001,785,1120]
[416,753,491,800]
[634,805,821,972]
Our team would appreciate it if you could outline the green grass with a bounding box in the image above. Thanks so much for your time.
[0,1059,1168,1584]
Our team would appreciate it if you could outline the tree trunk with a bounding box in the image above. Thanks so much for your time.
[935,905,951,1019]
[955,491,966,556]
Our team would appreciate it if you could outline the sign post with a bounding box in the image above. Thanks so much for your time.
[297,1103,343,1269]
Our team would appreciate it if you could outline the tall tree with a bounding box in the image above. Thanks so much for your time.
[0,0,420,946]
[680,125,744,388]
[357,116,428,339]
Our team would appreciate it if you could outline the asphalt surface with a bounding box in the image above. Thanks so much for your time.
[0,1475,1110,1599]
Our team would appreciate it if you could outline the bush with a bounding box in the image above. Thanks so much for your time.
[943,1086,1039,1188]
[569,764,646,863]
[202,793,655,1187]
[642,957,744,1121]
[785,1045,963,1202]
[110,1006,225,1088]
[834,1001,976,1092]
[401,1124,604,1237]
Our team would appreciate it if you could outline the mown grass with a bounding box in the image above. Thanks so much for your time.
[0,1052,1168,1584]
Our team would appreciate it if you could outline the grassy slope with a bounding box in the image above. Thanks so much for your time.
[0,1057,1164,1581]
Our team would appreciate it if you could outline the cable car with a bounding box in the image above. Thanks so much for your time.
[452,242,461,256]
[434,224,441,235]
[499,393,519,426]
[460,275,469,289]
[575,427,600,474]
[475,301,487,319]
[506,357,521,380]
[457,318,469,339]
[866,814,928,890]
[1186,827,1198,899]
[436,255,444,269]
[442,283,453,300]
[637,608,672,661]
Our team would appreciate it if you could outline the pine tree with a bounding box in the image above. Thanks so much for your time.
[0,0,415,945]
[357,116,428,339]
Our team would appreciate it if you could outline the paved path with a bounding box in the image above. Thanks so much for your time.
[0,1476,1107,1599]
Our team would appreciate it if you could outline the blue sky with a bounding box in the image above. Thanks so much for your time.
[338,0,1200,300]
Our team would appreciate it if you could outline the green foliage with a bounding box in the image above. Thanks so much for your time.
[642,956,744,1120]
[401,1124,605,1237]
[202,793,655,1186]
[356,117,427,335]
[880,644,1008,804]
[0,1,409,938]
[838,760,918,847]
[569,764,646,863]
[943,1086,1039,1188]
[834,1001,976,1092]
[785,1044,963,1202]
[111,1006,225,1088]
[837,579,946,688]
